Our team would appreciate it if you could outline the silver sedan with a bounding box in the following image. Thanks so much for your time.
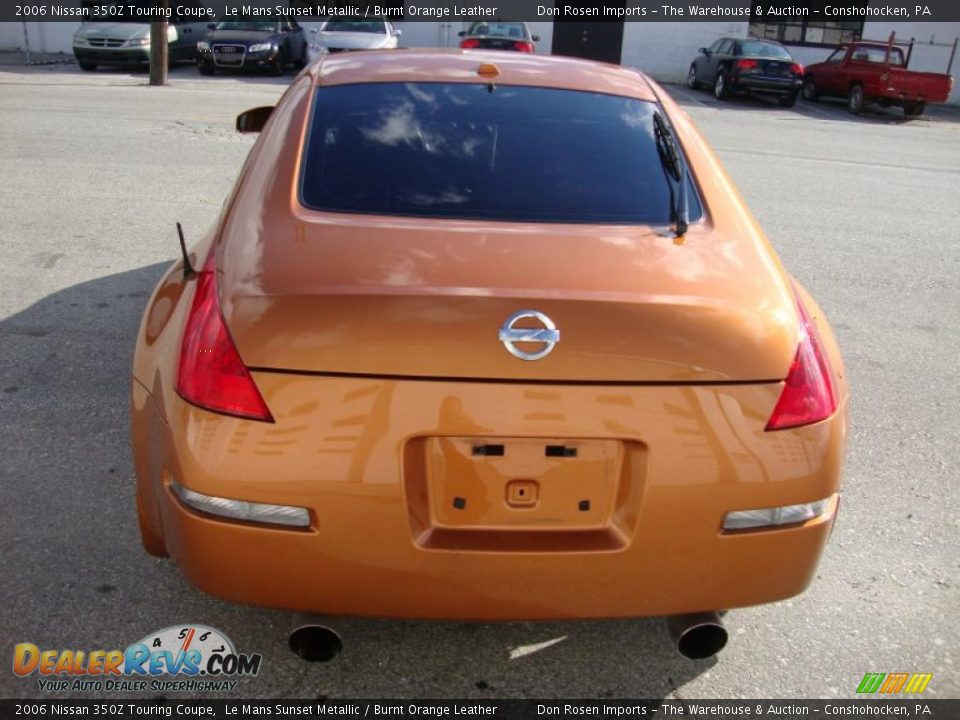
[311,19,401,55]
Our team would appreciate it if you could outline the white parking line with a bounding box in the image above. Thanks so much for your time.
[508,636,568,660]
[797,103,836,120]
[668,85,710,107]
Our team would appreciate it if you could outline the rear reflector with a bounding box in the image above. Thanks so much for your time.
[723,495,833,530]
[460,39,480,49]
[736,58,758,70]
[514,41,534,53]
[175,245,273,422]
[765,294,837,431]
[172,481,310,528]
[790,62,804,75]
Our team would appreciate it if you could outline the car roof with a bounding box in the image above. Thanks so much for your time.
[468,20,527,26]
[311,49,659,102]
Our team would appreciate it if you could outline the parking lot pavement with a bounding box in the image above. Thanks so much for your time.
[1,63,957,700]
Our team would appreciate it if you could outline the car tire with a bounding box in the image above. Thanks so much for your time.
[78,61,97,71]
[802,77,818,101]
[778,93,798,108]
[687,65,699,90]
[198,62,215,76]
[847,84,865,115]
[714,71,729,100]
[271,57,285,76]
[904,101,926,118]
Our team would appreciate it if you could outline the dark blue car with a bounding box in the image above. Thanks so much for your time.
[197,19,308,76]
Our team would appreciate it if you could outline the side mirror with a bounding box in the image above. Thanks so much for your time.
[458,31,466,37]
[309,28,318,34]
[532,35,540,42]
[394,29,402,37]
[207,23,216,30]
[699,47,709,55]
[236,106,274,133]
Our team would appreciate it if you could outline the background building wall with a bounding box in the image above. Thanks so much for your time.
[1,22,78,54]
[620,21,749,83]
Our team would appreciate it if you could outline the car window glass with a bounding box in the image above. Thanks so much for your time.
[737,41,792,60]
[826,48,846,63]
[850,46,903,65]
[323,20,387,33]
[468,22,528,39]
[707,39,723,53]
[301,83,704,225]
[718,40,733,55]
[216,21,278,32]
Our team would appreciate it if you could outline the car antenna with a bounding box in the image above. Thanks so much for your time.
[176,222,196,278]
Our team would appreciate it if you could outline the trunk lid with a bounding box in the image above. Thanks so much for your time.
[218,219,798,383]
[473,38,523,51]
[757,59,794,77]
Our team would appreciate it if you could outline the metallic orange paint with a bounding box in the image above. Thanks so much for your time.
[131,50,847,619]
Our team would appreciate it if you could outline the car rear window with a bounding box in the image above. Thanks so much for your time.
[737,41,792,60]
[467,22,528,39]
[851,46,905,66]
[299,83,703,225]
[323,21,386,33]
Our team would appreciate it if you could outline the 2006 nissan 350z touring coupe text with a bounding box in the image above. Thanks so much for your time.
[131,50,847,659]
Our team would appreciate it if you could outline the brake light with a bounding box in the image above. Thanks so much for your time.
[790,62,804,75]
[460,38,480,49]
[176,245,273,422]
[736,59,758,70]
[765,295,836,431]
[513,41,534,53]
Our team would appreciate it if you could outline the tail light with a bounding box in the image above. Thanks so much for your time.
[790,62,804,75]
[460,38,480,49]
[513,41,534,53]
[765,294,837,431]
[176,245,273,422]
[736,59,758,70]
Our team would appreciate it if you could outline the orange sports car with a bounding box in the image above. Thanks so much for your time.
[131,50,847,659]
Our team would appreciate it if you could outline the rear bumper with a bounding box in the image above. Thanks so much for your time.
[731,75,801,96]
[874,89,949,104]
[132,373,845,620]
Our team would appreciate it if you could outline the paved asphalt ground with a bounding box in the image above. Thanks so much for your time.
[0,58,958,701]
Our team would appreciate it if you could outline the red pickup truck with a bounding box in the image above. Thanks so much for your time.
[802,38,953,117]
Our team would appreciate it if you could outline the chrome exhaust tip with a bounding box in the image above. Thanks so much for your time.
[666,612,728,659]
[289,624,343,663]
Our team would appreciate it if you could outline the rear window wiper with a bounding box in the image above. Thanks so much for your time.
[653,111,689,238]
